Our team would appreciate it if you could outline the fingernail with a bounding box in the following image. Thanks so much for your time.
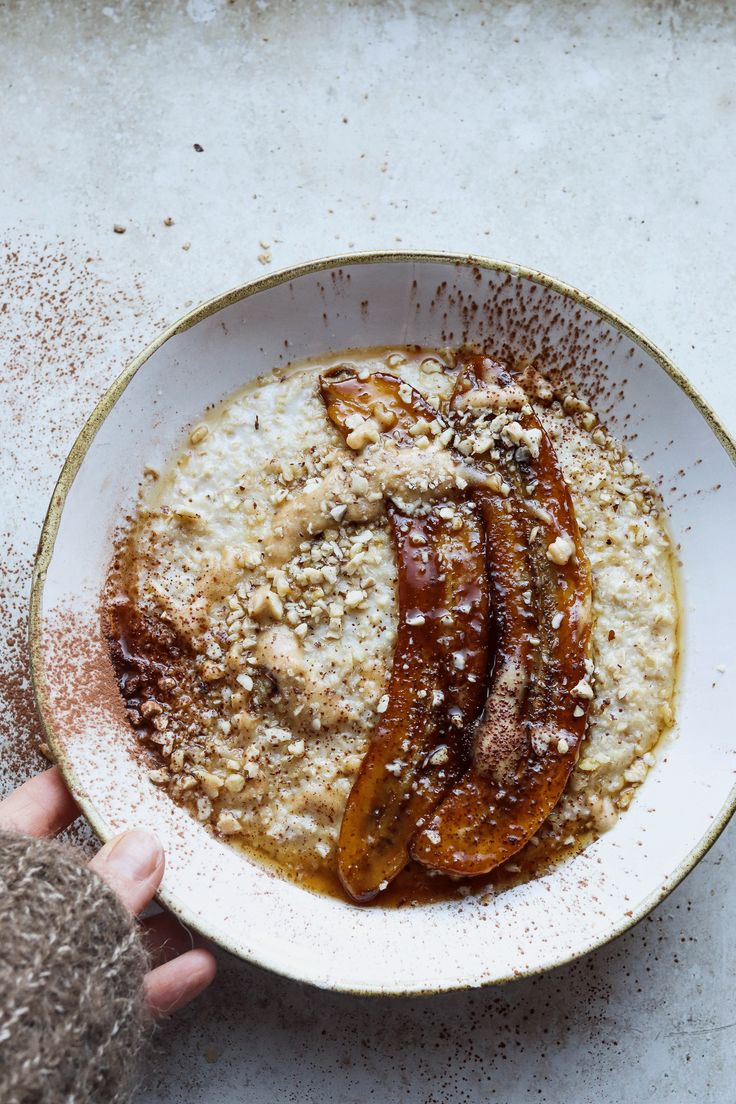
[107,829,163,882]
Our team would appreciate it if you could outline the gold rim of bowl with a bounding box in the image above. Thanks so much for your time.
[28,250,736,994]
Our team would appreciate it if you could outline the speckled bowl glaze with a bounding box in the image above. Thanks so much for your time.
[31,253,736,994]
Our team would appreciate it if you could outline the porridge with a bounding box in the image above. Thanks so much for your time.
[105,346,678,905]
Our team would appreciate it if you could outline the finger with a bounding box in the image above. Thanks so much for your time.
[144,949,217,1018]
[0,767,79,837]
[141,912,198,966]
[89,829,164,915]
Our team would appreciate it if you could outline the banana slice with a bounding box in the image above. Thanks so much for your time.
[320,369,491,901]
[337,503,490,902]
[410,354,593,877]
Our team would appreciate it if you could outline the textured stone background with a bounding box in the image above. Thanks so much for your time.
[1,2,734,1100]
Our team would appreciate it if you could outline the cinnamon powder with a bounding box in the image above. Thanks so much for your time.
[0,236,163,810]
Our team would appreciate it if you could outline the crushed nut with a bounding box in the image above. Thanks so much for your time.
[346,420,381,450]
[217,812,242,834]
[250,585,284,622]
[571,678,595,700]
[546,534,575,566]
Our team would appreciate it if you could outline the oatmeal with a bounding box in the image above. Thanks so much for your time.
[105,346,678,904]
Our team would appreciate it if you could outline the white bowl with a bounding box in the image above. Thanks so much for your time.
[31,252,736,994]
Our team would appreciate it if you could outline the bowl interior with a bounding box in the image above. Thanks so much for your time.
[32,255,736,993]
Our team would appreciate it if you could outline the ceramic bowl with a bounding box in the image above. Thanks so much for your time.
[31,252,736,994]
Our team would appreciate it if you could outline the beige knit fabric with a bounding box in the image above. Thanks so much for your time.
[0,829,148,1104]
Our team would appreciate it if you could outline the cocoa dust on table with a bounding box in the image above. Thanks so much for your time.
[0,235,163,808]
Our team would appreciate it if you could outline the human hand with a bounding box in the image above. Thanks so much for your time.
[0,766,217,1017]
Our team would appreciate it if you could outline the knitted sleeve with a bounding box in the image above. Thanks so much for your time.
[0,829,148,1104]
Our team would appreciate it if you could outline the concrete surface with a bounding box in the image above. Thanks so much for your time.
[1,1,735,1101]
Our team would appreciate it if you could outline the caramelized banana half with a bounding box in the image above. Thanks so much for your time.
[410,354,593,877]
[337,504,490,902]
[320,369,491,902]
[320,367,446,447]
